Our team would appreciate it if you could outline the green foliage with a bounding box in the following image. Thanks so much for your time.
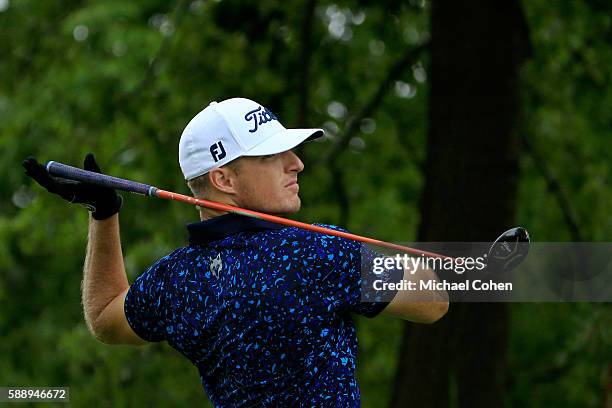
[508,303,611,407]
[518,1,612,241]
[0,0,609,407]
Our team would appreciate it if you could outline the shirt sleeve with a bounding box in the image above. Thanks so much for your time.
[124,258,169,342]
[309,224,404,318]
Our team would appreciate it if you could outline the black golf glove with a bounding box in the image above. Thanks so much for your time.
[22,153,123,220]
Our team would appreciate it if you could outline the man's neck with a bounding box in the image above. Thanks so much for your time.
[199,208,229,221]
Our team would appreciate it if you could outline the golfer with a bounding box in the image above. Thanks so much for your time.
[23,97,448,407]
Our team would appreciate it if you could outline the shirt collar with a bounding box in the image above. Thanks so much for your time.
[187,213,285,245]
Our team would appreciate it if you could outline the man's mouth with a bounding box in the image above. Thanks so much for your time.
[285,180,299,192]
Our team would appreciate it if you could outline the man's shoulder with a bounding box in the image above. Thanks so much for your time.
[311,223,349,233]
[308,224,355,246]
[270,223,361,258]
[145,246,193,273]
[162,246,191,261]
[267,223,350,243]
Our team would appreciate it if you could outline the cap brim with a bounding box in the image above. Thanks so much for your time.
[242,128,324,157]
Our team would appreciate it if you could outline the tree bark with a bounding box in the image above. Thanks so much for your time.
[391,1,530,407]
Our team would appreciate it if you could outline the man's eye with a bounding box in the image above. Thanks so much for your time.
[262,154,276,159]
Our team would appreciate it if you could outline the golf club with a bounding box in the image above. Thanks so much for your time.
[45,160,530,272]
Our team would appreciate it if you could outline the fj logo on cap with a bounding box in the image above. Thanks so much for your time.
[210,141,226,162]
[244,106,278,133]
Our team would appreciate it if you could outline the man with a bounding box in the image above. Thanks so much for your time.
[23,97,448,407]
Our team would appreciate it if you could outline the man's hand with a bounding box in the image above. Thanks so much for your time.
[22,153,122,220]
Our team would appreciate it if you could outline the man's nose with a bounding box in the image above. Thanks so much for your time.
[284,150,304,173]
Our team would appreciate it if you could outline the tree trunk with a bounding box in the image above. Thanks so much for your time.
[391,1,530,407]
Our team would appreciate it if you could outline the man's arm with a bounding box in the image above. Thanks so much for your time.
[22,154,146,344]
[381,265,449,323]
[82,214,146,345]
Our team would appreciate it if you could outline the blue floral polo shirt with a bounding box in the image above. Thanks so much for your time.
[124,213,399,407]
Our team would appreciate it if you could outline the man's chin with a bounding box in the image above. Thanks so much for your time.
[271,200,301,216]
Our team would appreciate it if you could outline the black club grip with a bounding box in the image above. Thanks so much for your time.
[46,161,157,196]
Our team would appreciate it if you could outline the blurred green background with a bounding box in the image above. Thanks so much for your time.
[0,0,610,407]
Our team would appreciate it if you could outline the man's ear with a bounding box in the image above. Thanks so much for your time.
[208,167,238,194]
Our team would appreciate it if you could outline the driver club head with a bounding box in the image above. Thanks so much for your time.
[486,227,530,274]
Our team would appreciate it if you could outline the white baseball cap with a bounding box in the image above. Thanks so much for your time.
[179,97,324,180]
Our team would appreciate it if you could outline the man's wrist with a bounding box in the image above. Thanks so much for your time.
[91,195,123,220]
[90,210,119,223]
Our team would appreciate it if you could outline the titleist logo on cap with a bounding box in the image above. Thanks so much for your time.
[244,106,278,133]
